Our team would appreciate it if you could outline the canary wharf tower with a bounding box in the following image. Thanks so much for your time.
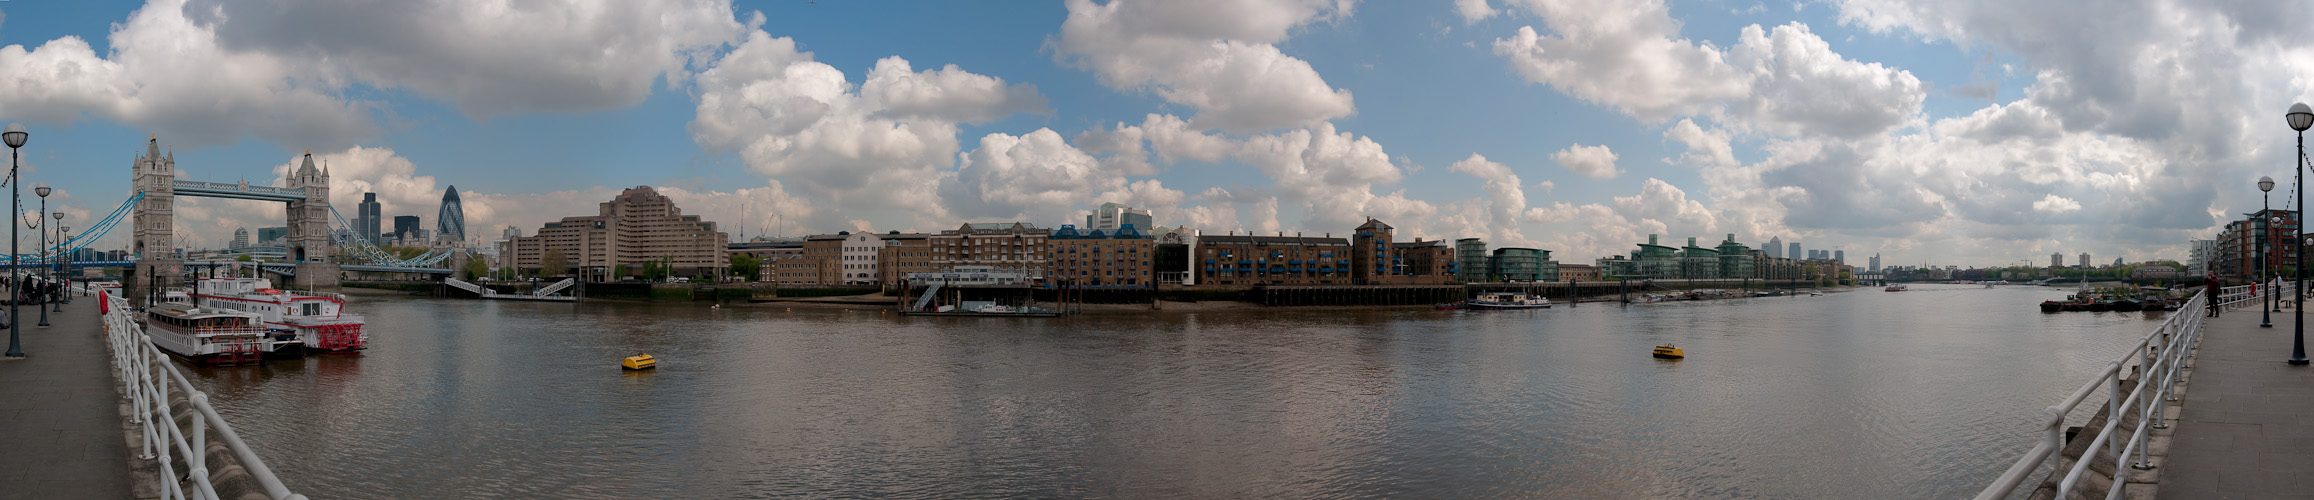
[437,186,466,244]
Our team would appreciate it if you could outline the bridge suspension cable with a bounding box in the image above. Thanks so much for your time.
[5,190,141,264]
[324,205,454,268]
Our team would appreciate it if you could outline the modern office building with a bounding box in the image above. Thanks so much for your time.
[1833,249,1845,265]
[230,228,249,250]
[1765,236,1783,259]
[1084,202,1154,232]
[1489,248,1550,282]
[1715,235,1753,279]
[499,185,729,281]
[1789,242,1802,261]
[1455,238,1490,282]
[392,216,420,242]
[358,192,382,244]
[437,186,466,244]
[1600,234,1683,279]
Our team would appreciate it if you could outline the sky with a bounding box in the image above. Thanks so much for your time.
[0,0,2307,268]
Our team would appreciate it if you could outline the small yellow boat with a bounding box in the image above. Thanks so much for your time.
[1651,343,1685,359]
[622,353,657,370]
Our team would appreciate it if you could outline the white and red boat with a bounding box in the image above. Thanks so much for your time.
[145,303,267,366]
[193,278,367,353]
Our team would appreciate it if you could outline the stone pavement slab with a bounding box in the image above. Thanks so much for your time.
[0,298,134,500]
[2158,307,2314,500]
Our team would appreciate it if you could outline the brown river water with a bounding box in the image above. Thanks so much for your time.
[186,283,2170,498]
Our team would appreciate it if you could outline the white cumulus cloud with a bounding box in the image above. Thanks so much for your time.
[1552,143,1622,179]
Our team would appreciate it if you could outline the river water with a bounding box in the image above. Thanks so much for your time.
[188,284,2174,499]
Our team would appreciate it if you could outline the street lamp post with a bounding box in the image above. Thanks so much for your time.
[2264,176,2277,327]
[3,124,25,359]
[34,183,49,328]
[2289,102,2312,366]
[52,212,64,311]
[57,225,68,305]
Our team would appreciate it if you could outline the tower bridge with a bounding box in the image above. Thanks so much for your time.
[82,137,459,302]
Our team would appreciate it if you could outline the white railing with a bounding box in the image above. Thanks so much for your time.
[2218,283,2260,309]
[99,290,305,500]
[1973,289,2214,500]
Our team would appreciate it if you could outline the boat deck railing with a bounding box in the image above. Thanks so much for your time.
[96,287,305,500]
[1973,287,2228,500]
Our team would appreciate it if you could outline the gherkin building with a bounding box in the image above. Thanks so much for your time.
[437,185,465,244]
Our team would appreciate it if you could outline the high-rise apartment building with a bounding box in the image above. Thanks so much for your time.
[358,192,382,244]
[1869,253,1880,272]
[499,185,730,281]
[437,186,466,244]
[2052,252,2063,268]
[2079,252,2092,269]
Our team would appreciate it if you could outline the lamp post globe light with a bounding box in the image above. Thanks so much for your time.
[3,124,25,360]
[2290,103,2313,366]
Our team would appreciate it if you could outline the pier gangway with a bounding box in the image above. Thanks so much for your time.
[913,282,945,311]
[97,287,306,500]
[443,277,486,295]
[534,278,576,297]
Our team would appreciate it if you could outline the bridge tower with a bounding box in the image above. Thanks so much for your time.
[127,136,178,304]
[283,152,339,291]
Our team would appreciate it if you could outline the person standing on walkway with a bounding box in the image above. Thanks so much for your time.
[2207,275,2223,317]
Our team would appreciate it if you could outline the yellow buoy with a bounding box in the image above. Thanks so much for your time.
[622,353,657,370]
[1651,343,1685,359]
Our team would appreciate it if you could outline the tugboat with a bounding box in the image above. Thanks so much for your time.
[1468,292,1552,309]
[1651,343,1686,359]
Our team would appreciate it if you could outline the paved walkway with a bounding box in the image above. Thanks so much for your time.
[0,297,135,499]
[2160,304,2314,499]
